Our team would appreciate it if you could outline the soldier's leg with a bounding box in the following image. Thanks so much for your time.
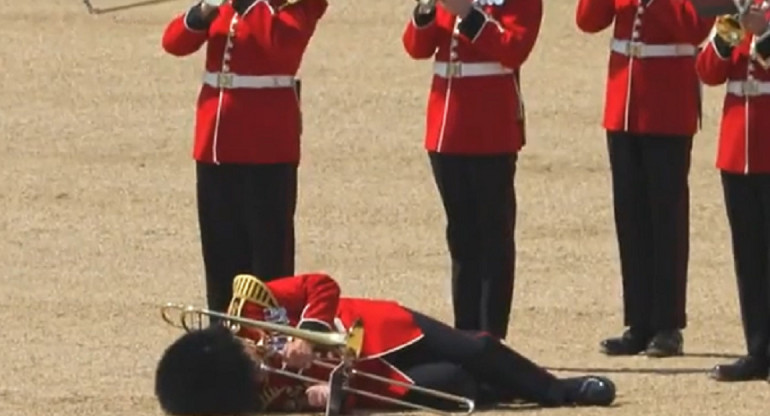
[400,363,480,410]
[711,172,770,381]
[429,152,483,332]
[641,134,692,356]
[400,309,615,407]
[470,153,517,339]
[196,162,252,314]
[761,176,770,362]
[244,162,298,280]
[723,174,769,358]
[601,131,655,354]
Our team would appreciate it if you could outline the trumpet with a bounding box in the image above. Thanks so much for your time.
[715,0,770,46]
[160,303,476,416]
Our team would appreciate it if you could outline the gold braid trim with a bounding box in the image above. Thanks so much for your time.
[226,274,280,332]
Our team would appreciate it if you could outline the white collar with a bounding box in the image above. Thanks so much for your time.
[473,0,505,6]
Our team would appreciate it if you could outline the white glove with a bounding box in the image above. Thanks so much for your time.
[203,0,227,6]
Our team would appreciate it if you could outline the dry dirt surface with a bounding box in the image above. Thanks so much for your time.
[1,0,768,415]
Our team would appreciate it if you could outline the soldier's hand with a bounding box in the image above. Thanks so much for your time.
[740,6,769,36]
[282,338,315,369]
[439,0,472,18]
[305,384,330,408]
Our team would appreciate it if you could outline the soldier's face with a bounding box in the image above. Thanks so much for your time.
[238,337,269,382]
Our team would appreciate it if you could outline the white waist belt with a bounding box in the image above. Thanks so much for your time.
[726,80,770,96]
[203,72,296,89]
[610,39,696,58]
[434,61,513,78]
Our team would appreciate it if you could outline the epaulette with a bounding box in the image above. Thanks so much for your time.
[226,274,280,331]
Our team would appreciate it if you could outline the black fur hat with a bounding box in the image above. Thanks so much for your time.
[154,325,263,415]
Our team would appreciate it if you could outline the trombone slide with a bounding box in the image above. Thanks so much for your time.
[262,361,474,416]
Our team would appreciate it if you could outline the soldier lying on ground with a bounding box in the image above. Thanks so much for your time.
[154,273,617,414]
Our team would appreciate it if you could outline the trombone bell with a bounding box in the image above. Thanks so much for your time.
[715,14,746,46]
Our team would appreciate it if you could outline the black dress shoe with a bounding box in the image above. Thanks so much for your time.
[600,329,650,356]
[710,356,769,382]
[645,330,683,358]
[562,376,616,406]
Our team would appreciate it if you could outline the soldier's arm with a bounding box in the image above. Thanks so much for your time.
[455,0,542,69]
[231,0,328,59]
[294,273,340,331]
[575,0,615,34]
[695,33,733,85]
[161,2,218,56]
[402,4,441,59]
[645,0,715,44]
[266,273,341,331]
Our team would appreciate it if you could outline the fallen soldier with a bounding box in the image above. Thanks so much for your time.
[155,273,616,414]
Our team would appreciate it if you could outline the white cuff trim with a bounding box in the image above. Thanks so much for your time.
[710,38,730,61]
[297,318,333,330]
[247,0,272,16]
[470,7,491,43]
[183,7,208,33]
[411,16,435,30]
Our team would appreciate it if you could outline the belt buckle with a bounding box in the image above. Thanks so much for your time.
[742,79,759,97]
[626,42,642,58]
[217,73,234,88]
[445,62,462,78]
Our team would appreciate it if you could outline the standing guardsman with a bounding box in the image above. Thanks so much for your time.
[401,0,543,340]
[161,0,328,314]
[695,0,770,381]
[576,0,714,357]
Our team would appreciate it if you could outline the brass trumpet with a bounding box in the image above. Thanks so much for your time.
[159,303,476,416]
[715,0,770,47]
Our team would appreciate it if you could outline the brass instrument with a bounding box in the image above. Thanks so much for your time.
[159,275,475,415]
[715,0,770,47]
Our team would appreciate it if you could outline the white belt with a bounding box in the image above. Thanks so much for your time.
[202,72,296,89]
[726,79,770,97]
[610,39,696,58]
[433,61,513,78]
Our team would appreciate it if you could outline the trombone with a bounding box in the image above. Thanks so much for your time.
[160,303,476,416]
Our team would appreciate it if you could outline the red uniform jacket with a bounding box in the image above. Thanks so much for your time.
[402,0,543,155]
[576,0,714,136]
[231,273,424,411]
[696,15,770,174]
[161,0,327,165]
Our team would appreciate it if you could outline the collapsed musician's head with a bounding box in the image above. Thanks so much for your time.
[154,325,264,415]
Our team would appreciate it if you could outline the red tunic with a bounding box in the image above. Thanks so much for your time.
[161,0,327,164]
[695,10,770,174]
[576,0,714,136]
[231,273,424,411]
[402,0,543,154]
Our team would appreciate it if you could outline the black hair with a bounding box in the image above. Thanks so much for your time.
[154,325,263,415]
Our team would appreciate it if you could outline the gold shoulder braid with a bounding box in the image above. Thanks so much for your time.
[226,274,279,332]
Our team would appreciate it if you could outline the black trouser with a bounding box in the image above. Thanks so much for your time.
[606,132,692,332]
[196,162,297,313]
[428,152,517,339]
[383,310,570,409]
[721,172,770,359]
